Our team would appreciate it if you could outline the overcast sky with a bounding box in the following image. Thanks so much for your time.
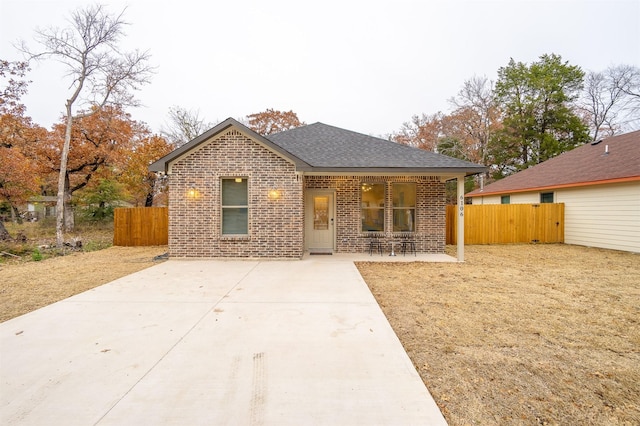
[1,0,639,137]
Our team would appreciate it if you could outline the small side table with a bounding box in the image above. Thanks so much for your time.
[389,240,397,256]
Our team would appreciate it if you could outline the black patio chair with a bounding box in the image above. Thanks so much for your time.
[401,235,416,256]
[367,234,383,256]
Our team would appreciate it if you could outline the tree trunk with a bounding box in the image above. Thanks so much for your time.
[11,205,23,224]
[144,191,154,207]
[56,106,74,248]
[63,173,75,231]
[0,220,11,241]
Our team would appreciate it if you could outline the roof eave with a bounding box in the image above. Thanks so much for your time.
[466,175,640,197]
[299,166,486,176]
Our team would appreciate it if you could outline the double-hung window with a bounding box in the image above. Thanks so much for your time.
[221,178,248,235]
[361,183,385,232]
[393,183,416,232]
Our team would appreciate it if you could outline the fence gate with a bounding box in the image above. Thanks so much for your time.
[446,203,564,245]
[113,207,168,246]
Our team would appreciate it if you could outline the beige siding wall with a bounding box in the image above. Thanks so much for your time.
[558,182,640,253]
[472,192,541,204]
[168,129,304,258]
[471,194,501,204]
[512,192,543,204]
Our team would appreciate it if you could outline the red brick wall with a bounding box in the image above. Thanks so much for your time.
[304,176,446,253]
[168,129,303,258]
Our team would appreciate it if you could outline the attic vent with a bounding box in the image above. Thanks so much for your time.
[591,139,603,145]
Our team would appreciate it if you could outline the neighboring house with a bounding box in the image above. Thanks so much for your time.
[26,196,58,221]
[150,118,485,259]
[466,131,640,253]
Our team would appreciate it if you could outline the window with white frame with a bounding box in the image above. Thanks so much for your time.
[361,183,385,232]
[393,183,416,232]
[221,178,248,235]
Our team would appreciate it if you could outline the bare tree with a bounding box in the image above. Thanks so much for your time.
[19,5,153,247]
[447,75,500,169]
[580,64,640,140]
[161,106,212,147]
[612,64,640,99]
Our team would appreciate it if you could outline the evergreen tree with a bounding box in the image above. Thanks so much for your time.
[491,54,590,178]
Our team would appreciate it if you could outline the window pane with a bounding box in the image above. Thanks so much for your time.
[393,183,416,232]
[501,195,510,204]
[361,183,385,206]
[314,196,329,230]
[361,183,385,232]
[393,183,416,207]
[540,192,554,203]
[222,178,248,235]
[362,209,384,231]
[393,209,415,232]
[222,179,247,206]
[222,208,248,234]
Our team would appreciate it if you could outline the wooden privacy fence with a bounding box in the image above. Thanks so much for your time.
[446,203,564,245]
[113,207,168,246]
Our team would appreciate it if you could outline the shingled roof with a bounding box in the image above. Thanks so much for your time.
[467,130,640,197]
[150,118,486,176]
[268,122,485,173]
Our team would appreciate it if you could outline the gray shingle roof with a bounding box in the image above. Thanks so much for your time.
[268,122,485,172]
[149,118,486,175]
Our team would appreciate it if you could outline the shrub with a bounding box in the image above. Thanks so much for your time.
[31,248,43,261]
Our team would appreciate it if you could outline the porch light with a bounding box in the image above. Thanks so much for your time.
[187,186,199,199]
[268,189,282,200]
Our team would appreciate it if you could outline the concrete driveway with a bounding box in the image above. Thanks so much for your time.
[1,257,447,425]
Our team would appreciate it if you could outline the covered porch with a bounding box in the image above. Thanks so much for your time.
[302,174,468,262]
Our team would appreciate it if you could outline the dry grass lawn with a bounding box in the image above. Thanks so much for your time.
[357,244,639,426]
[0,246,167,322]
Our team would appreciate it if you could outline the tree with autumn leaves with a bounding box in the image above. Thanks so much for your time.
[35,106,172,229]
[19,4,154,247]
[0,60,47,239]
[245,109,305,135]
[0,60,171,240]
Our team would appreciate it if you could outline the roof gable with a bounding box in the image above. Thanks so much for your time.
[467,131,640,197]
[149,118,310,173]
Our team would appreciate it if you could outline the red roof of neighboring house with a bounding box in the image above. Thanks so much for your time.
[467,130,640,197]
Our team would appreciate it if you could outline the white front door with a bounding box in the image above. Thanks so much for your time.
[305,190,335,252]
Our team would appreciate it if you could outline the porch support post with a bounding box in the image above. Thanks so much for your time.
[456,174,465,262]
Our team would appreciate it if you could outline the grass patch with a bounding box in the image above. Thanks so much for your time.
[357,244,640,425]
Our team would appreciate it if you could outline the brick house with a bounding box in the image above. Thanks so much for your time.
[150,118,485,259]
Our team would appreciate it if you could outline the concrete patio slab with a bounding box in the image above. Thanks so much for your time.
[1,258,447,425]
